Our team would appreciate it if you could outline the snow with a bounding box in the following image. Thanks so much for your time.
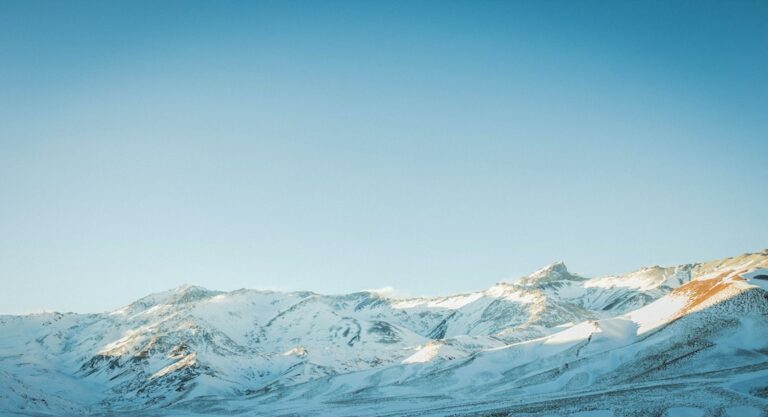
[402,343,440,364]
[585,266,676,291]
[544,321,598,345]
[571,412,613,417]
[1,250,767,416]
[664,407,704,417]
[626,293,687,334]
[282,347,308,356]
[485,284,539,303]
[724,406,762,417]
[742,268,768,289]
[391,292,484,309]
[151,353,197,379]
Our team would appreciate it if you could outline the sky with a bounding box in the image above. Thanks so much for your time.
[1,0,767,313]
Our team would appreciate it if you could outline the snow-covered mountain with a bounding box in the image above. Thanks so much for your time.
[2,250,768,416]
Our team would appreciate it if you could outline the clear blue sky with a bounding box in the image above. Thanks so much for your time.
[1,1,767,313]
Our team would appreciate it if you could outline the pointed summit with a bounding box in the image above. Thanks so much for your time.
[530,261,568,278]
[516,261,586,287]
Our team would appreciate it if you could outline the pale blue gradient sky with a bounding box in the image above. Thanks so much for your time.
[1,1,767,313]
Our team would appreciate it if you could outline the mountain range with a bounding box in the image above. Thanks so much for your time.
[2,250,768,416]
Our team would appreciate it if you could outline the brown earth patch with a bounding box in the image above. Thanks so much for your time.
[672,271,740,315]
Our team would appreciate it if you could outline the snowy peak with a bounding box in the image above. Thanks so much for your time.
[532,260,569,276]
[515,261,586,287]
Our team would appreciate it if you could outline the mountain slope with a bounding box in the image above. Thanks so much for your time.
[1,250,767,416]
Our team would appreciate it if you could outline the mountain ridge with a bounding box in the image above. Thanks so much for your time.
[1,249,767,416]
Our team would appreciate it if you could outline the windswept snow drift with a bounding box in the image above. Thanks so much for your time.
[2,250,768,416]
